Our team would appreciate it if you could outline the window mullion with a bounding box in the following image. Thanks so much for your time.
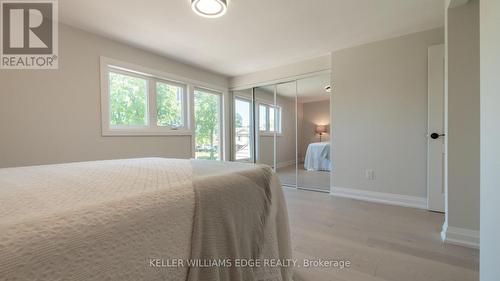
[149,79,157,129]
[183,84,189,130]
[267,105,270,133]
[189,85,196,157]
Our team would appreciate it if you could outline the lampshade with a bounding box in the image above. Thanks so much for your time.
[316,125,327,134]
[191,0,227,18]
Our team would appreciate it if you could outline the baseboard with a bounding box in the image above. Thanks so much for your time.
[276,160,296,169]
[330,186,427,209]
[441,222,480,249]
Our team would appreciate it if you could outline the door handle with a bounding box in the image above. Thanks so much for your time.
[430,133,445,139]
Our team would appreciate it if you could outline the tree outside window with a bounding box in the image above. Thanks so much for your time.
[194,90,221,160]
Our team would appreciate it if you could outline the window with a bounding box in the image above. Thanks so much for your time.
[259,105,267,131]
[101,57,226,159]
[194,88,222,160]
[258,103,282,134]
[156,81,184,128]
[109,71,148,127]
[269,106,276,132]
[101,60,189,136]
[234,98,252,161]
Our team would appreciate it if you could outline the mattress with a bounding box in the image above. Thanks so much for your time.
[304,142,331,171]
[0,158,292,281]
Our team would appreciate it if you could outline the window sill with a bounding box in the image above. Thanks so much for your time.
[102,128,193,136]
[259,133,283,137]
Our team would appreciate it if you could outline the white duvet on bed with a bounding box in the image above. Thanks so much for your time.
[304,142,331,171]
[0,158,292,281]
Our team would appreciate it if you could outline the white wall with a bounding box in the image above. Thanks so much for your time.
[0,24,228,168]
[331,28,444,202]
[445,0,480,241]
[480,0,500,279]
[276,94,297,166]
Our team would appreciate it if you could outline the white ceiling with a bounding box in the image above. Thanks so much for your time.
[297,74,331,103]
[59,0,444,77]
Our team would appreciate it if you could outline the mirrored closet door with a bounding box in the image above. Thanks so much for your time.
[275,81,297,187]
[296,74,331,192]
[254,85,276,168]
[231,72,331,192]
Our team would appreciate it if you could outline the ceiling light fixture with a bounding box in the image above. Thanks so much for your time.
[324,85,331,93]
[191,0,227,18]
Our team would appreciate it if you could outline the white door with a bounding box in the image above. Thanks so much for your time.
[427,44,446,212]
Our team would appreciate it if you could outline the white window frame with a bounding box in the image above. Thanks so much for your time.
[154,78,188,130]
[257,102,282,136]
[193,87,224,161]
[106,68,151,130]
[100,57,226,137]
[233,96,254,162]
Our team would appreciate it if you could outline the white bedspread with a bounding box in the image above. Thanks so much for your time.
[304,142,331,171]
[0,158,292,281]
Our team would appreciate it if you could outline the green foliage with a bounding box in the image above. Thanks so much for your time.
[156,82,183,127]
[109,73,221,161]
[194,90,220,160]
[235,113,243,128]
[109,72,147,126]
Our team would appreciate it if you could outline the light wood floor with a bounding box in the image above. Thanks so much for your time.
[277,164,331,192]
[284,188,479,281]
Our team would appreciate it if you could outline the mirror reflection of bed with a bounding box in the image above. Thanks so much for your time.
[231,73,331,193]
[276,74,331,192]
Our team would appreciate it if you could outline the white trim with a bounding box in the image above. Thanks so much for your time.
[331,186,427,209]
[298,186,330,193]
[189,84,196,156]
[230,56,331,90]
[154,78,189,129]
[100,56,228,139]
[232,96,254,162]
[295,81,299,188]
[101,57,227,92]
[223,90,230,161]
[101,57,191,136]
[192,87,224,161]
[441,222,480,249]
[257,102,282,135]
[231,69,331,91]
[273,84,277,172]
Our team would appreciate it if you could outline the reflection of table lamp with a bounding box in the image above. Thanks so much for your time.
[316,125,327,142]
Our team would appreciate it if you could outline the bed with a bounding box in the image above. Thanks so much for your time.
[0,158,292,281]
[304,142,331,171]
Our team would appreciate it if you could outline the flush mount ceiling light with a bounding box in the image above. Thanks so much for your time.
[191,0,227,18]
[324,85,332,93]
